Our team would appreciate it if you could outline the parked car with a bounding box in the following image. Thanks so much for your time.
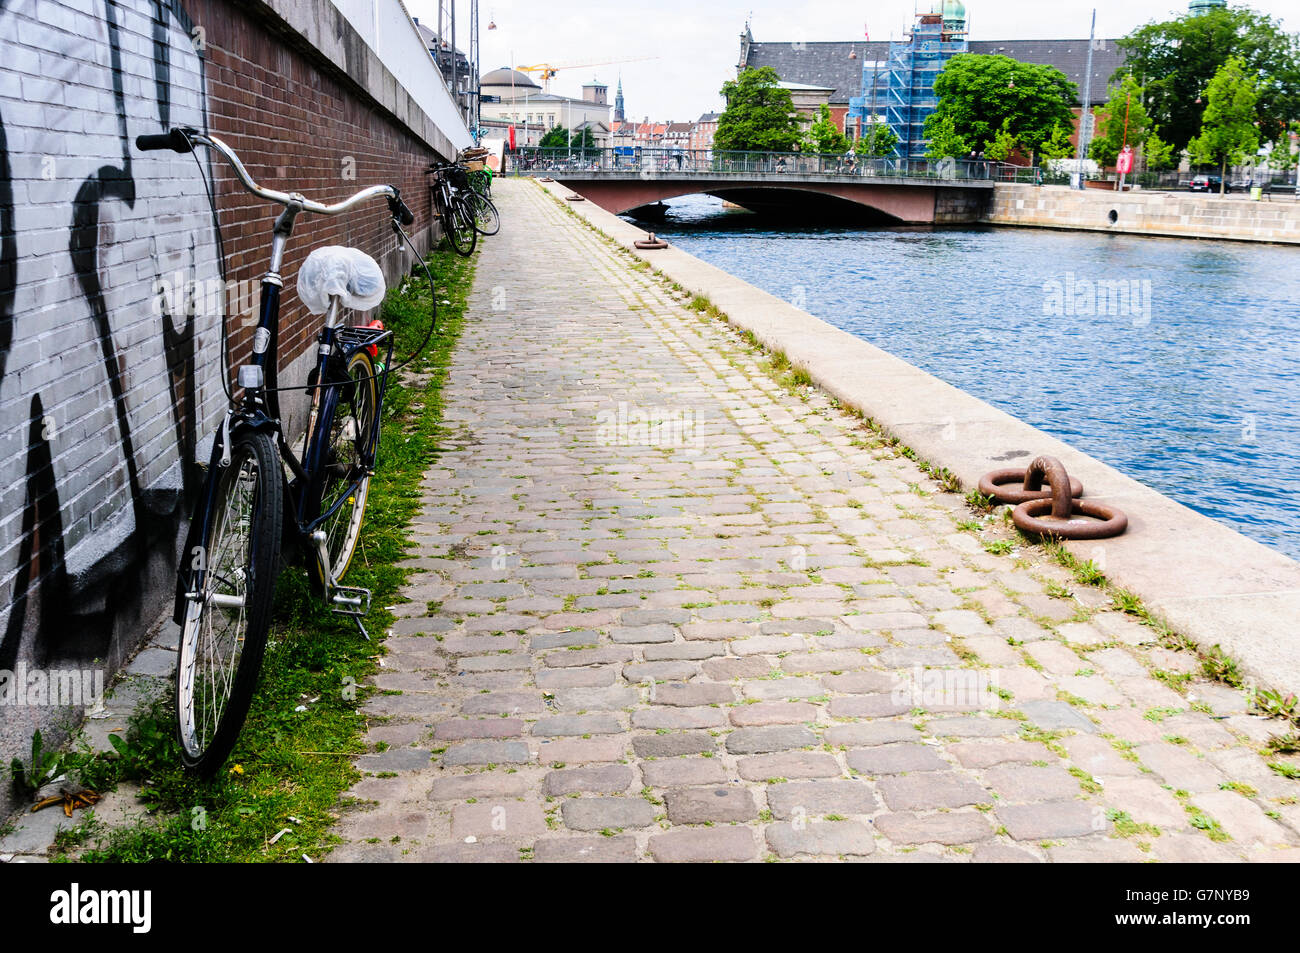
[1190,175,1232,194]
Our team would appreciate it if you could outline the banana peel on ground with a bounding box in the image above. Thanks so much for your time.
[31,789,101,817]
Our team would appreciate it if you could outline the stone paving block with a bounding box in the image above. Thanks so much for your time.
[874,811,992,846]
[429,771,540,801]
[441,741,530,766]
[535,667,619,690]
[847,744,947,776]
[533,714,623,737]
[948,741,1055,769]
[642,758,729,788]
[765,780,878,819]
[461,691,544,715]
[996,801,1101,841]
[451,801,548,839]
[536,737,627,764]
[730,701,818,727]
[651,681,736,707]
[632,707,728,730]
[971,843,1041,863]
[1135,742,1226,793]
[533,836,639,863]
[737,752,841,781]
[877,773,990,811]
[825,722,921,747]
[726,725,817,755]
[544,765,636,796]
[982,765,1082,802]
[665,786,758,824]
[1016,700,1097,734]
[828,694,913,718]
[1062,735,1143,780]
[1190,791,1294,847]
[649,826,758,862]
[624,661,700,682]
[561,797,657,832]
[702,657,773,680]
[926,717,1017,738]
[433,719,526,741]
[766,821,876,857]
[631,732,716,758]
[821,671,897,694]
[610,624,677,644]
[742,676,825,701]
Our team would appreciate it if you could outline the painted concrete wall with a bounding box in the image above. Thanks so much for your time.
[987,183,1300,244]
[0,0,467,815]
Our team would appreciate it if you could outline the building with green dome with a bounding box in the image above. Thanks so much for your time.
[1189,0,1227,14]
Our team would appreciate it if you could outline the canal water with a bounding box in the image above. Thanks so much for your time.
[644,195,1300,562]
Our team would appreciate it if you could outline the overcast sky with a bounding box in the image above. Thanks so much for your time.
[406,1,1297,121]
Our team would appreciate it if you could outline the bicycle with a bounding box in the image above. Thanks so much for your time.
[136,127,435,776]
[468,186,501,237]
[428,162,477,257]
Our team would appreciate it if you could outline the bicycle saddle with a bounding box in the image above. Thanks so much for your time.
[297,246,386,315]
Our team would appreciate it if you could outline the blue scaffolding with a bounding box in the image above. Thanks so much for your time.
[850,5,969,160]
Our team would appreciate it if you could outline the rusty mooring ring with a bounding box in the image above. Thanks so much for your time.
[565,194,585,202]
[635,232,670,250]
[1010,457,1127,539]
[538,177,555,182]
[979,464,1083,506]
[1013,497,1129,540]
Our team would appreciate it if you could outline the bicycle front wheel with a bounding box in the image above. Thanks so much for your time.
[308,349,378,590]
[470,192,501,236]
[175,429,282,776]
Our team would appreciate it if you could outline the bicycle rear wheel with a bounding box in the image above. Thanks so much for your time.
[308,349,378,589]
[175,429,282,776]
[470,192,501,236]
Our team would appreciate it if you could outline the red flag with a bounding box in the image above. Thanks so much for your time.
[864,23,870,40]
[508,124,516,150]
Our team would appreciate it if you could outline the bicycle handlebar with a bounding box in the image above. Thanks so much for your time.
[137,127,413,222]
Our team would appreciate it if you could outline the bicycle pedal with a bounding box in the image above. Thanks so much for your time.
[330,585,372,617]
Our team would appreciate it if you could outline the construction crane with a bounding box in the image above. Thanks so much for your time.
[516,56,658,91]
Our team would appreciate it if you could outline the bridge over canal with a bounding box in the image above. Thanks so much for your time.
[516,149,1008,224]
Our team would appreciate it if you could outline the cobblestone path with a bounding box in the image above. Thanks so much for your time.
[329,179,1300,863]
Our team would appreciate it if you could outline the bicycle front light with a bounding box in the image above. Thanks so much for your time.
[238,365,264,389]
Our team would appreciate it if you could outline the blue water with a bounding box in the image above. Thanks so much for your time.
[647,195,1300,561]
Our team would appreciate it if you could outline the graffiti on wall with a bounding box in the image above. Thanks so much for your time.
[0,0,225,671]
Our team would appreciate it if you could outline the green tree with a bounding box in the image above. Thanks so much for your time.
[984,119,1019,162]
[1143,130,1178,171]
[715,67,804,152]
[1089,75,1153,168]
[925,113,971,160]
[803,104,849,154]
[570,127,597,150]
[925,54,1077,159]
[1117,6,1300,151]
[1188,56,1261,193]
[538,126,568,149]
[855,118,900,158]
[1038,124,1076,162]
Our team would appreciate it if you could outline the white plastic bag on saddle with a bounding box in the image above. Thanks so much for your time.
[297,246,386,315]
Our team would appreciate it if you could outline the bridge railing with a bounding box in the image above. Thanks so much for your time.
[510,147,1009,181]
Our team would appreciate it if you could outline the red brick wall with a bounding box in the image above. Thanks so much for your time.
[189,0,444,369]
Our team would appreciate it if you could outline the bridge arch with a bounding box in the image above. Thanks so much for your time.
[549,176,989,224]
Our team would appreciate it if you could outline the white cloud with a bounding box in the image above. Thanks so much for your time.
[408,1,1297,121]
